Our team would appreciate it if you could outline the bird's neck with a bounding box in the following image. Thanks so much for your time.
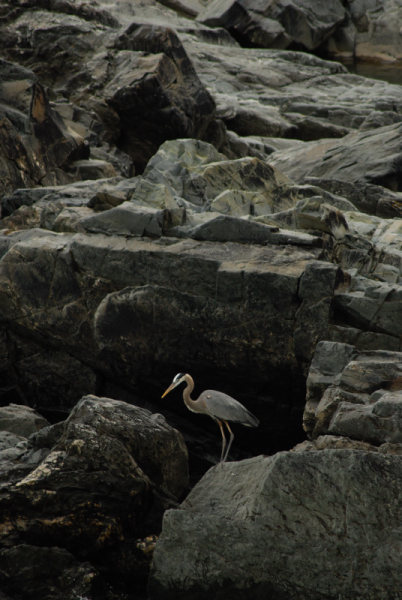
[182,374,198,412]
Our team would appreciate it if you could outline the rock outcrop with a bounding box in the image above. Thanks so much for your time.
[149,450,402,600]
[0,59,87,198]
[1,0,402,598]
[303,341,402,445]
[0,396,188,599]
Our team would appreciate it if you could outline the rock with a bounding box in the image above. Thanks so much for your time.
[216,100,296,138]
[149,450,402,600]
[14,349,99,413]
[197,0,291,48]
[328,390,402,445]
[186,214,323,247]
[270,122,402,191]
[293,433,378,453]
[303,177,402,219]
[0,430,26,451]
[107,23,217,171]
[0,59,86,197]
[0,395,188,593]
[197,0,345,50]
[30,421,65,450]
[0,404,49,437]
[304,341,402,446]
[181,36,402,156]
[81,202,168,237]
[0,176,132,218]
[3,0,402,596]
[0,8,217,172]
[325,0,402,62]
[0,205,43,233]
[0,544,108,600]
[66,159,117,180]
[134,138,294,218]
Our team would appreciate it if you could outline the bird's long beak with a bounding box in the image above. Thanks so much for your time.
[161,382,176,398]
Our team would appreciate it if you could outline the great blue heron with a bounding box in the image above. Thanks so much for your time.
[162,373,259,463]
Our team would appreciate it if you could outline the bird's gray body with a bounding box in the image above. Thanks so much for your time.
[198,390,259,427]
[162,373,259,463]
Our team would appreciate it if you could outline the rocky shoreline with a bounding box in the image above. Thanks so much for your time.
[1,0,402,598]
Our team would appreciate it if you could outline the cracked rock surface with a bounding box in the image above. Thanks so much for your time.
[1,0,402,599]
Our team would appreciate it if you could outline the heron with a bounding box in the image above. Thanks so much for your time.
[162,373,259,463]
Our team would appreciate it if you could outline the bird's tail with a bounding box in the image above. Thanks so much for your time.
[245,411,259,427]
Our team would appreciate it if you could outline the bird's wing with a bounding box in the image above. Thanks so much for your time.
[199,390,259,427]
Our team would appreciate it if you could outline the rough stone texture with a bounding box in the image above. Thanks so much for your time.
[2,131,402,460]
[0,395,188,596]
[111,24,217,171]
[197,0,345,50]
[0,59,86,198]
[0,222,334,458]
[0,7,216,173]
[0,545,107,600]
[0,404,49,438]
[325,0,402,61]
[303,341,402,445]
[292,433,379,453]
[303,177,402,220]
[149,451,402,600]
[0,430,26,452]
[181,35,402,151]
[1,1,402,597]
[270,122,402,191]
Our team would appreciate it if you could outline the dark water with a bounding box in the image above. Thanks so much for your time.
[341,59,402,85]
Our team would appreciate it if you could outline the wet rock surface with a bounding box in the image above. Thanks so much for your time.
[1,0,402,599]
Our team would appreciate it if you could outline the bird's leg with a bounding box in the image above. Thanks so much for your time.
[217,420,226,463]
[222,421,234,463]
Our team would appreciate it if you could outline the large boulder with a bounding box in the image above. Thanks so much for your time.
[0,395,188,596]
[149,450,402,599]
[111,24,217,170]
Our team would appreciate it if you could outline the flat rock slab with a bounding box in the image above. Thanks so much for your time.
[149,450,402,600]
[270,122,402,191]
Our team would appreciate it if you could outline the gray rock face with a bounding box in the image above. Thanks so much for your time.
[270,122,402,191]
[325,0,402,62]
[0,225,335,434]
[149,450,402,600]
[304,341,402,446]
[198,0,345,50]
[2,0,402,597]
[0,7,216,173]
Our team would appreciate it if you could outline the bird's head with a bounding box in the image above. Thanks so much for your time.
[161,373,186,398]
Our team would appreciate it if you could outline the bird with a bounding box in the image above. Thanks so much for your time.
[162,373,259,463]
